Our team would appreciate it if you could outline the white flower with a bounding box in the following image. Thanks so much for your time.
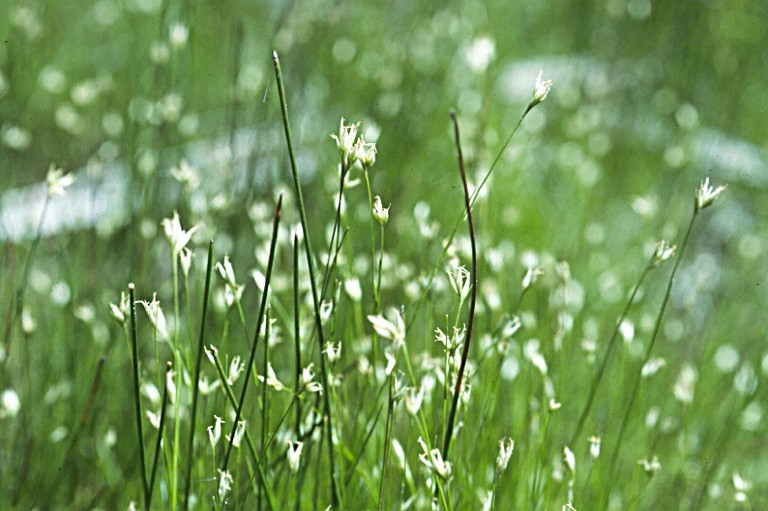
[137,293,169,341]
[367,310,405,347]
[217,469,233,499]
[549,398,562,411]
[673,364,697,404]
[496,437,515,471]
[208,415,224,448]
[563,446,576,474]
[216,256,238,289]
[464,37,496,73]
[300,364,322,394]
[162,210,199,256]
[227,420,246,448]
[638,456,661,477]
[331,118,360,169]
[641,357,666,377]
[447,265,471,301]
[530,69,553,108]
[324,342,342,363]
[204,345,218,366]
[146,409,161,429]
[695,177,725,212]
[588,436,601,459]
[287,440,304,473]
[46,164,75,197]
[1,389,21,418]
[521,267,544,291]
[169,23,189,50]
[258,363,286,392]
[343,278,362,302]
[417,436,452,480]
[179,247,193,278]
[109,291,130,325]
[651,239,676,267]
[405,385,424,416]
[355,138,377,168]
[384,350,397,376]
[228,356,244,384]
[372,195,389,225]
[170,159,199,189]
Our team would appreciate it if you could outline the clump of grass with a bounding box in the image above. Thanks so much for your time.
[2,42,753,511]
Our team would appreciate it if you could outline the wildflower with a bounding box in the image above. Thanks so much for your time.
[372,195,389,225]
[109,291,130,325]
[637,455,661,477]
[496,437,515,471]
[287,440,304,473]
[137,293,169,341]
[641,357,666,377]
[549,398,562,411]
[343,278,362,302]
[162,210,199,256]
[217,469,233,499]
[587,436,601,459]
[529,69,553,110]
[417,436,452,480]
[324,341,342,363]
[331,118,360,169]
[673,364,697,404]
[356,138,377,168]
[384,350,397,376]
[208,415,224,448]
[521,267,544,291]
[170,159,199,190]
[46,164,75,197]
[216,256,238,289]
[651,239,676,267]
[563,503,577,511]
[227,420,246,448]
[447,265,471,301]
[405,385,424,416]
[563,446,576,474]
[258,363,286,392]
[694,177,725,212]
[179,247,193,278]
[228,356,244,384]
[169,23,189,50]
[0,389,21,418]
[367,310,406,347]
[204,345,218,365]
[299,363,322,394]
[733,472,751,503]
[146,409,161,429]
[464,36,496,73]
[166,369,177,404]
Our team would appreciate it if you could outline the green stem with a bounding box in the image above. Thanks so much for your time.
[182,240,214,510]
[128,284,150,509]
[273,51,339,506]
[221,196,282,472]
[149,361,173,508]
[603,212,698,509]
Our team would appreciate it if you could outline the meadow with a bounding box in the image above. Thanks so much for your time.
[1,1,767,509]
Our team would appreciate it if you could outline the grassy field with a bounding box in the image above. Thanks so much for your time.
[1,1,767,509]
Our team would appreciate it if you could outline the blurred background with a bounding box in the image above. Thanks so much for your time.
[1,0,767,506]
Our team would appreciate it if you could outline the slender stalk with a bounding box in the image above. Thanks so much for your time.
[407,108,528,334]
[128,283,150,509]
[273,51,339,506]
[149,361,173,508]
[2,194,50,353]
[569,261,654,446]
[363,169,380,368]
[183,240,215,510]
[210,349,276,510]
[377,377,394,511]
[259,307,272,511]
[602,212,698,509]
[442,110,479,461]
[221,195,282,471]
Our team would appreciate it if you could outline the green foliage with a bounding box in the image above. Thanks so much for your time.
[1,1,767,510]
